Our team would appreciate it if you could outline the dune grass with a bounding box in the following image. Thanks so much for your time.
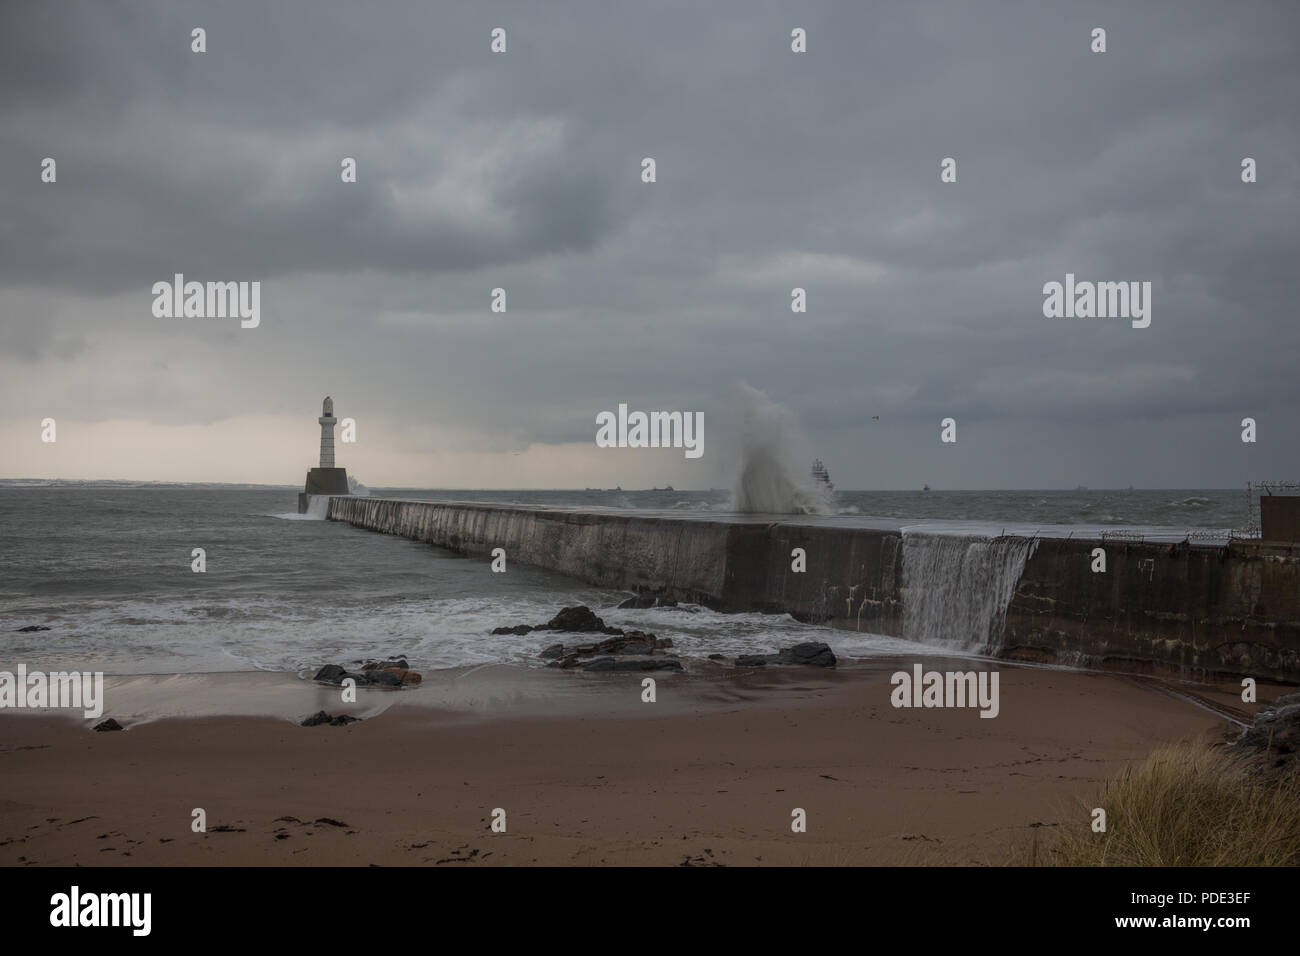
[1030,741,1300,867]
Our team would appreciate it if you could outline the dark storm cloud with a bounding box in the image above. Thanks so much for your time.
[1,0,1298,487]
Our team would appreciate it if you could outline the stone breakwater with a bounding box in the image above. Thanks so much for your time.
[325,497,1300,683]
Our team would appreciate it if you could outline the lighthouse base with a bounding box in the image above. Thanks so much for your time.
[298,467,350,513]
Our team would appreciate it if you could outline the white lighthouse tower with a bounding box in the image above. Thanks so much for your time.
[319,395,338,468]
[298,395,351,512]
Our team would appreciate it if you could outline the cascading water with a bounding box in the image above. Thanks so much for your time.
[901,532,1037,654]
[303,494,331,519]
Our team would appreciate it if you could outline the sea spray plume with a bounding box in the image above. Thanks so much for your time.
[727,383,828,514]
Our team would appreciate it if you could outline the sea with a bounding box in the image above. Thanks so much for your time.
[0,482,1247,676]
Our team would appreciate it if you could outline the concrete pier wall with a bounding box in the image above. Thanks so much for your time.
[326,496,1300,683]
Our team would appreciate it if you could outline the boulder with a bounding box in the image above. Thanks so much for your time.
[1239,703,1300,760]
[313,664,348,684]
[545,606,621,634]
[496,606,622,637]
[538,630,673,661]
[301,711,361,727]
[312,660,421,689]
[92,718,123,732]
[1236,696,1300,773]
[491,624,534,636]
[545,653,583,669]
[15,625,51,633]
[366,669,405,688]
[777,642,837,667]
[582,657,684,673]
[735,642,836,668]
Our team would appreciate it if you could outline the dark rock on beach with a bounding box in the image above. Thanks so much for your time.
[15,625,51,633]
[312,660,422,688]
[301,710,361,727]
[546,605,623,634]
[778,642,837,667]
[493,605,623,637]
[735,642,837,668]
[92,718,123,732]
[555,631,672,657]
[1238,695,1300,767]
[581,657,685,673]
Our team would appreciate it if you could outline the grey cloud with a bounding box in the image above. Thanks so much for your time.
[1,0,1298,487]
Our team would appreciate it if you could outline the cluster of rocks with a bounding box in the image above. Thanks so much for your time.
[493,606,837,673]
[301,710,362,727]
[1237,691,1300,769]
[15,624,51,633]
[495,605,684,673]
[734,642,837,668]
[312,657,422,688]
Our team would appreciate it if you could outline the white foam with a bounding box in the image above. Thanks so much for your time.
[268,495,331,520]
[727,383,830,514]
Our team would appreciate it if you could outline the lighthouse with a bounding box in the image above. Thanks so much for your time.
[298,396,351,512]
[319,395,338,468]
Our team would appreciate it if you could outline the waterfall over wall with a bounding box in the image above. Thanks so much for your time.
[901,532,1037,654]
[302,494,331,519]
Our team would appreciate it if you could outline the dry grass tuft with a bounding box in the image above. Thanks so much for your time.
[1031,741,1300,867]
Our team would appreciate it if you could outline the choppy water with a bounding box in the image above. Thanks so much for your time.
[0,483,1245,675]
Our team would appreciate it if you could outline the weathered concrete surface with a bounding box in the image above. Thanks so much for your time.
[1261,495,1300,542]
[327,497,1300,682]
[298,468,350,513]
[1004,538,1300,681]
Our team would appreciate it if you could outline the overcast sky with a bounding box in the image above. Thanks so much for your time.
[2,0,1297,489]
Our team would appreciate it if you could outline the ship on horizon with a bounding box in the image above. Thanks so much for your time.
[811,458,834,492]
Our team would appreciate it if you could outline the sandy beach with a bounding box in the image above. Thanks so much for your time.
[0,661,1250,867]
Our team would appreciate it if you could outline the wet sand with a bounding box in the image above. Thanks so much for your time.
[0,660,1250,866]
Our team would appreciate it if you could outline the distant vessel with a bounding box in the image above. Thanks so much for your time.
[923,484,931,492]
[811,459,834,492]
[650,485,674,492]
